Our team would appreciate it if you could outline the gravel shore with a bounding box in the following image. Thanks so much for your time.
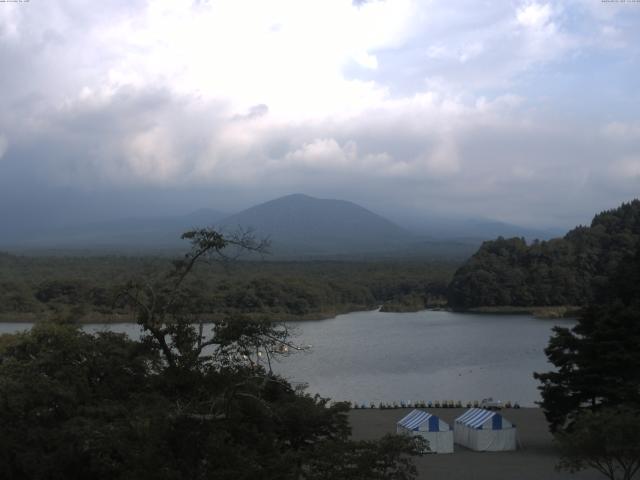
[349,408,603,480]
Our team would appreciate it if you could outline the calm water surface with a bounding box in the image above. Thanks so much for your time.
[277,310,574,406]
[0,310,573,406]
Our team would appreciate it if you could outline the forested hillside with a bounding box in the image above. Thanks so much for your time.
[448,200,640,308]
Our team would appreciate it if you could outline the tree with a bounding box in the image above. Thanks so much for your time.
[0,228,424,480]
[0,323,162,480]
[534,244,640,432]
[119,227,273,371]
[448,199,640,309]
[556,407,640,480]
[304,434,426,480]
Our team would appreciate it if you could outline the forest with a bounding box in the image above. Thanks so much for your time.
[0,253,455,323]
[448,200,640,309]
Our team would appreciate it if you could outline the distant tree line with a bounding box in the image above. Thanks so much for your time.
[448,200,640,308]
[0,255,455,322]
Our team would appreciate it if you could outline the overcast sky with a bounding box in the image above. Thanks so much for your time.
[0,0,639,229]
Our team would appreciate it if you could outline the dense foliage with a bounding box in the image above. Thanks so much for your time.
[0,323,423,480]
[534,243,640,432]
[448,200,640,308]
[0,253,455,322]
[556,407,640,480]
[0,229,424,480]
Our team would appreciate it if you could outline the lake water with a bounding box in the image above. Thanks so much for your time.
[0,309,573,406]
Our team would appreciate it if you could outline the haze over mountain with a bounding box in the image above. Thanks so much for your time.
[1,209,226,252]
[218,193,414,255]
[396,214,563,242]
[0,193,567,256]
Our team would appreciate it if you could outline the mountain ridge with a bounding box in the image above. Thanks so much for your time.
[0,193,565,256]
[217,193,414,255]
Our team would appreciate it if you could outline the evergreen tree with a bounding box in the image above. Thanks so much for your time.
[534,244,640,432]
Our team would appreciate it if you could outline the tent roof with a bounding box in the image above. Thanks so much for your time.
[397,409,443,431]
[455,408,502,429]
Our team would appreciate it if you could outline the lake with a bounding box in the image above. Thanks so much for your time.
[0,309,573,406]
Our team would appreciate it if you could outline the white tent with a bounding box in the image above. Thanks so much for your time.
[396,409,454,454]
[454,408,517,451]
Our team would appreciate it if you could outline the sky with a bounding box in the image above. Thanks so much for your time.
[0,0,639,230]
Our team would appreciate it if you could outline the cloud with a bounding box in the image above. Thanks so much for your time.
[611,157,640,179]
[602,122,640,141]
[284,139,353,169]
[0,134,7,160]
[516,3,553,29]
[421,138,460,177]
[0,0,638,228]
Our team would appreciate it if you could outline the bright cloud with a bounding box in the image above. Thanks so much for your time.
[517,3,553,29]
[0,0,639,227]
[88,0,415,119]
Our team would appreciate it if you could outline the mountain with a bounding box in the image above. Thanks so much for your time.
[217,194,415,255]
[0,191,561,258]
[395,214,562,241]
[0,208,227,252]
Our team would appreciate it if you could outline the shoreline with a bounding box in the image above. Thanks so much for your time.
[0,304,577,324]
[0,304,380,325]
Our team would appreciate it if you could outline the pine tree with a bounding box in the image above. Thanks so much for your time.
[534,244,640,431]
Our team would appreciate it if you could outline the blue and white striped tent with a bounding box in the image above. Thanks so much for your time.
[454,408,517,451]
[396,410,453,454]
